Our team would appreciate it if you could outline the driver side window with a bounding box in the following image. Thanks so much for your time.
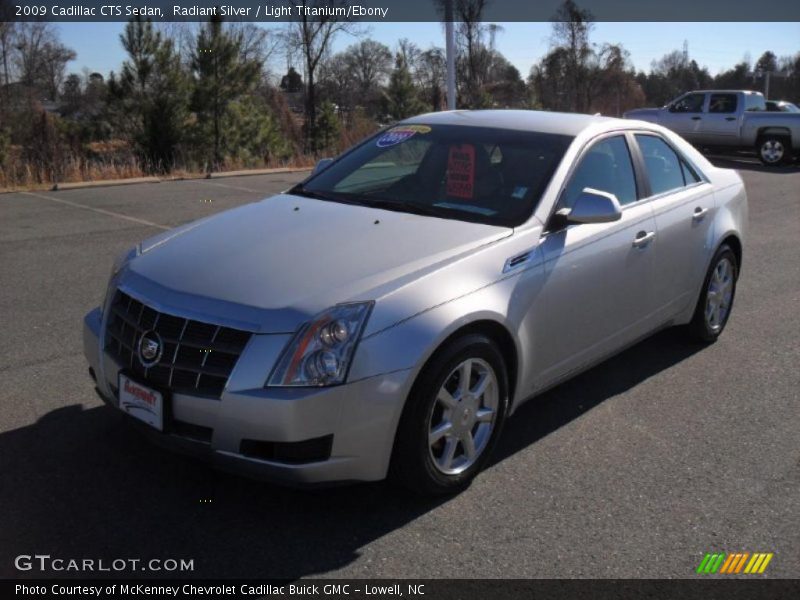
[559,136,638,210]
[669,93,706,113]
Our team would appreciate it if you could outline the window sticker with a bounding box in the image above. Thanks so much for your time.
[446,144,476,199]
[375,124,431,148]
[511,186,528,199]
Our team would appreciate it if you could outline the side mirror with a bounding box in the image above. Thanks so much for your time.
[312,158,334,175]
[565,188,622,224]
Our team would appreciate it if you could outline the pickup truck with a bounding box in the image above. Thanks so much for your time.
[625,90,800,165]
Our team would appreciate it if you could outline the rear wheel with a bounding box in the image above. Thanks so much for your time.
[686,245,738,343]
[390,334,509,495]
[757,135,790,166]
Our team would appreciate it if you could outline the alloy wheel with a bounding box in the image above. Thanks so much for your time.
[428,358,499,475]
[760,139,784,164]
[705,257,734,332]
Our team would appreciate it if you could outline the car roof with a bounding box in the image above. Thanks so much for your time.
[687,90,763,95]
[402,109,620,137]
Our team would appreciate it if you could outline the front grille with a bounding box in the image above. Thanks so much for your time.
[104,290,252,399]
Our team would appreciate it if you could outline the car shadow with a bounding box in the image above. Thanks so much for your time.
[707,155,799,174]
[492,327,703,465]
[1,330,702,580]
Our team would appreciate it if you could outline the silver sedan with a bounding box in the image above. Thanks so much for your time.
[83,110,747,494]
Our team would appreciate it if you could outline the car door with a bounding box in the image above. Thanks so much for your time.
[661,92,707,143]
[633,133,716,321]
[530,134,660,390]
[699,93,740,146]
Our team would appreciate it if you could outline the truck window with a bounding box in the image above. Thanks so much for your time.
[708,94,738,114]
[745,94,767,112]
[669,93,705,113]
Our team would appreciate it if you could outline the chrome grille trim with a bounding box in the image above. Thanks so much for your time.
[104,290,252,399]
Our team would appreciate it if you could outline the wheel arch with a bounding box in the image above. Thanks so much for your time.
[719,232,743,272]
[431,319,520,405]
[757,127,792,143]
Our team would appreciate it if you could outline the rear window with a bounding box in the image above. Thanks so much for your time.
[636,134,702,195]
[709,94,738,114]
[303,124,573,227]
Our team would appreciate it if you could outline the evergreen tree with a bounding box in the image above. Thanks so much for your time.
[191,16,261,171]
[386,54,425,120]
[310,101,340,154]
[109,18,188,173]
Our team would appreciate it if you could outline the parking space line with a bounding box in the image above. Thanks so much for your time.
[22,191,170,231]
[190,179,272,194]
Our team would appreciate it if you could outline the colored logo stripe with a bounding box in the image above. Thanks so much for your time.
[698,552,773,574]
[696,553,725,573]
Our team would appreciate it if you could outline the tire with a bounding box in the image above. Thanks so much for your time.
[686,245,738,343]
[390,334,509,496]
[757,135,790,166]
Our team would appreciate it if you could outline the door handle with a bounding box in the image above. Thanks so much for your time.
[632,231,655,248]
[691,116,702,121]
[692,207,710,221]
[725,116,736,121]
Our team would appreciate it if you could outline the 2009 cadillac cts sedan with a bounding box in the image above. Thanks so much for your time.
[83,110,747,494]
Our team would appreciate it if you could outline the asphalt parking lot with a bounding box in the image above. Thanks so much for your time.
[1,159,798,579]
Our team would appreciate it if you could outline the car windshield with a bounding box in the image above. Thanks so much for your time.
[295,124,573,227]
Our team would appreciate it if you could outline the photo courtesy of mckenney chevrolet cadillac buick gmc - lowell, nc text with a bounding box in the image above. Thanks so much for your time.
[83,110,747,495]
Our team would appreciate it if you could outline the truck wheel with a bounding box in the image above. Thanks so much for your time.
[757,136,789,166]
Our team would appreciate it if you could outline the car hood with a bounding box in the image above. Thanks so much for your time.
[121,194,511,333]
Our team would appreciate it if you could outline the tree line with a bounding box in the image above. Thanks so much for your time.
[1,0,798,188]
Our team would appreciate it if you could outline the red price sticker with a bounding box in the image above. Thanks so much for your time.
[446,144,476,199]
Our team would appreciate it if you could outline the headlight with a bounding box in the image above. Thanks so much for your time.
[268,302,373,387]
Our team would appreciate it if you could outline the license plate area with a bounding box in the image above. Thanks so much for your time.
[118,373,168,432]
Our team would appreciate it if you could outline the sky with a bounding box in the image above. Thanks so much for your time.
[59,21,800,84]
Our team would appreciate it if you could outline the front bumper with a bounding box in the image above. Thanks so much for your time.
[83,307,413,485]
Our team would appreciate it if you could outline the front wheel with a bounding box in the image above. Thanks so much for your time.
[686,245,738,343]
[390,334,509,495]
[757,136,790,166]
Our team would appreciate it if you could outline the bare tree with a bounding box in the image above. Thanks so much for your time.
[0,21,14,88]
[397,38,421,74]
[283,1,360,151]
[318,52,357,119]
[457,0,488,107]
[230,22,282,80]
[13,22,76,100]
[550,0,593,112]
[416,46,446,111]
[344,39,392,97]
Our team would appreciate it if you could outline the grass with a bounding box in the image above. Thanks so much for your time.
[0,149,317,192]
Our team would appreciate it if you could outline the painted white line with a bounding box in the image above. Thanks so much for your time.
[22,191,170,231]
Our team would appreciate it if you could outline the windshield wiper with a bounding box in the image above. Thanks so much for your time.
[363,198,444,218]
[290,186,444,217]
[288,185,367,206]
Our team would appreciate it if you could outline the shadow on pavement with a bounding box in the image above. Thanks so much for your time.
[1,329,702,580]
[707,155,799,174]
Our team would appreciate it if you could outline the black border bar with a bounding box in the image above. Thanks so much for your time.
[5,579,800,600]
[4,0,800,22]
